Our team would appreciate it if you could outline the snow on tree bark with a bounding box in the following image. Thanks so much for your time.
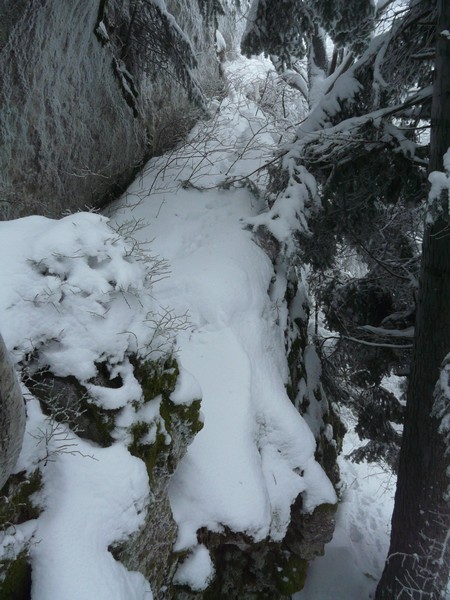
[375,0,450,597]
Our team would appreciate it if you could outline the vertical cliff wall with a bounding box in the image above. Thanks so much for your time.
[0,0,223,219]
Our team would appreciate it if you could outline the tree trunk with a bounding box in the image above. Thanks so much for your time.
[0,333,26,490]
[375,1,450,597]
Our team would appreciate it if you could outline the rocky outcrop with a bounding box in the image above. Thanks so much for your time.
[114,357,203,599]
[23,355,204,600]
[0,333,25,491]
[168,504,335,599]
[0,4,342,595]
[0,0,224,220]
[166,255,340,599]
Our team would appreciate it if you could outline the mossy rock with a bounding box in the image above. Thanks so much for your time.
[284,499,337,562]
[274,552,308,596]
[26,372,117,447]
[0,470,42,527]
[129,419,169,485]
[0,552,32,600]
[130,355,203,481]
[178,529,294,600]
[132,355,180,404]
[118,355,203,597]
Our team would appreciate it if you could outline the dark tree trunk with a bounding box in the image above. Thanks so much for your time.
[375,1,450,598]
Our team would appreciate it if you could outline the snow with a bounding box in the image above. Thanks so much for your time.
[295,408,396,600]
[427,147,450,224]
[215,29,226,53]
[0,212,166,382]
[0,519,37,568]
[31,430,152,600]
[96,21,109,43]
[9,396,153,600]
[0,52,397,599]
[432,354,450,505]
[438,356,450,402]
[170,365,203,406]
[173,544,215,591]
[359,325,414,338]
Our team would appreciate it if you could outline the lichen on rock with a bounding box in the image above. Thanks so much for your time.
[0,470,42,599]
[115,356,203,598]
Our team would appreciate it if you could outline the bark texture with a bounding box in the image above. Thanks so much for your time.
[375,1,450,597]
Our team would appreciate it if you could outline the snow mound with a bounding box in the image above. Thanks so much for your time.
[173,544,215,591]
[0,212,168,395]
[110,74,336,558]
[29,402,152,600]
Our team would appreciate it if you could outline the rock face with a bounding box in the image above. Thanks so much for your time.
[0,0,223,220]
[166,265,340,600]
[0,333,25,490]
[23,356,204,600]
[115,357,204,599]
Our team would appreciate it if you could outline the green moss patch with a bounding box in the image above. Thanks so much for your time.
[0,552,32,600]
[0,470,42,527]
[0,472,41,599]
[128,356,203,483]
[133,355,179,403]
[274,552,309,596]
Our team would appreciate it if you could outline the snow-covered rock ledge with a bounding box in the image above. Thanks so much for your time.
[0,60,340,598]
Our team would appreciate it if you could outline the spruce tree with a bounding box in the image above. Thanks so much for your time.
[375,0,450,595]
[243,0,449,594]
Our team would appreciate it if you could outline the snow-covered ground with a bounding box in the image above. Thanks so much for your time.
[295,407,396,600]
[107,63,336,582]
[0,55,396,598]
